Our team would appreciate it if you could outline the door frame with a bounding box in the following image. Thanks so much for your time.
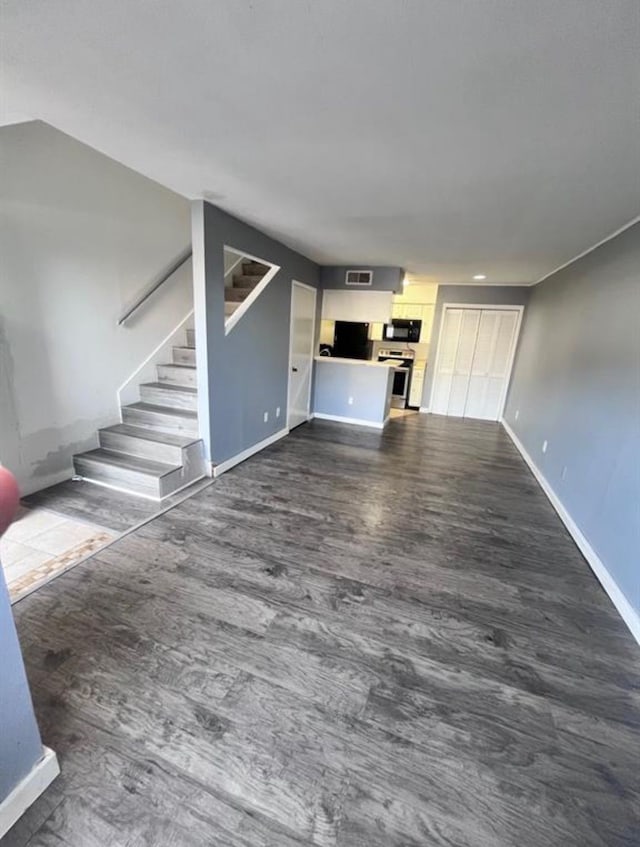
[287,280,317,431]
[427,303,524,420]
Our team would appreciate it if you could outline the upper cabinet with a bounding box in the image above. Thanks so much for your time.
[390,282,438,343]
[321,290,394,323]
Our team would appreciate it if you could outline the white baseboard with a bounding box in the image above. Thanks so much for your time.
[501,418,640,646]
[419,406,430,414]
[213,428,289,477]
[0,747,59,838]
[312,413,386,430]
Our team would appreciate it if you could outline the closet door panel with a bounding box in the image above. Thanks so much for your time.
[431,309,463,414]
[447,309,480,416]
[465,311,499,419]
[483,310,519,419]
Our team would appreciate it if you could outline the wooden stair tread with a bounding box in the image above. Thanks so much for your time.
[160,362,196,370]
[75,448,181,478]
[140,381,197,394]
[124,402,198,420]
[99,423,199,448]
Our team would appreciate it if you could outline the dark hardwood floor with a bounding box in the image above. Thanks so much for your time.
[6,415,640,846]
[22,476,213,533]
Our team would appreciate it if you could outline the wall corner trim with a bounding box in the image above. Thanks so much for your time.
[0,747,60,839]
[212,428,289,477]
[501,418,640,646]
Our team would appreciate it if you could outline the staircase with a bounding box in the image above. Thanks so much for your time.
[225,260,270,318]
[73,329,206,500]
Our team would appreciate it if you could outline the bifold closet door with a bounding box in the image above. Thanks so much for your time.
[431,307,520,420]
[464,309,519,420]
[431,308,480,416]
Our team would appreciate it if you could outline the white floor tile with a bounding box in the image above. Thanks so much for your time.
[3,548,54,582]
[27,520,101,556]
[0,539,35,567]
[4,507,67,544]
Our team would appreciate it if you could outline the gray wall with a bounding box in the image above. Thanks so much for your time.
[192,202,320,465]
[0,572,43,801]
[313,362,393,425]
[422,285,531,408]
[505,223,640,618]
[0,121,192,495]
[320,266,403,292]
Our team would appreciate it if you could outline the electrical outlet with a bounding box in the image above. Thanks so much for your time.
[348,396,354,406]
[514,409,520,420]
[542,440,548,453]
[561,466,567,481]
[263,411,268,423]
[276,406,281,418]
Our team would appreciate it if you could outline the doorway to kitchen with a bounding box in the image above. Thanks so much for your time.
[429,304,523,420]
[287,281,317,430]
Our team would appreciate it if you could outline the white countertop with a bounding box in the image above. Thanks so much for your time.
[314,356,395,368]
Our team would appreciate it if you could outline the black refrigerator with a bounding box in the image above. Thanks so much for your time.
[333,321,372,360]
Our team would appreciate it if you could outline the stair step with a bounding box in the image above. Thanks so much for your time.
[122,402,199,436]
[242,262,269,275]
[73,448,180,499]
[185,328,195,348]
[225,301,241,317]
[173,346,196,365]
[233,275,263,287]
[225,286,256,303]
[157,363,197,387]
[99,423,198,464]
[139,382,198,411]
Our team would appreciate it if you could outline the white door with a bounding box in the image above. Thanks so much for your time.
[465,310,520,420]
[431,306,521,421]
[288,281,317,430]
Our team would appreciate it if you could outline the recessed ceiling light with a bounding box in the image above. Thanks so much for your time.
[403,277,410,287]
[473,274,486,280]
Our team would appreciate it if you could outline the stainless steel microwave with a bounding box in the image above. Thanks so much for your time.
[382,319,422,343]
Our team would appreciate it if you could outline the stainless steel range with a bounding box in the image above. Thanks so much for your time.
[377,348,415,409]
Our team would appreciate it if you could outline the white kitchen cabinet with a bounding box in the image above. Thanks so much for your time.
[321,290,393,322]
[369,322,383,340]
[419,304,435,342]
[408,367,425,408]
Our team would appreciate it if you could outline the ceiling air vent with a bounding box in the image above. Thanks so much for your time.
[345,269,373,286]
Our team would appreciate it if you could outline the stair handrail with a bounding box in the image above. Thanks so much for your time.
[118,246,192,326]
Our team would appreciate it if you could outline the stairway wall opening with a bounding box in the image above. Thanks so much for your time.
[191,201,320,469]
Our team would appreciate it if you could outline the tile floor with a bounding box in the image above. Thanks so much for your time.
[0,506,117,602]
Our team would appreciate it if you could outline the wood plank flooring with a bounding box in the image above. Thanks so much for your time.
[6,415,640,846]
[22,476,213,533]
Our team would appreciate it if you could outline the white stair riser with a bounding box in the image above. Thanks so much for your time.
[157,364,197,387]
[122,407,199,437]
[99,430,183,464]
[172,346,196,365]
[139,385,198,411]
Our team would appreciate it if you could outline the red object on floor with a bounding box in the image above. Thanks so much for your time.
[0,466,20,537]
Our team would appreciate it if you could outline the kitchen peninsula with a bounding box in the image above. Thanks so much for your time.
[313,357,395,429]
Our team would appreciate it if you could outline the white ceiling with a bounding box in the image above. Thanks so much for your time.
[2,0,639,284]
